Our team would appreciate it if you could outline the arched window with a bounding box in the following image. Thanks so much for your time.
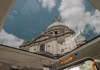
[55,31,58,35]
[40,44,45,52]
[54,29,59,35]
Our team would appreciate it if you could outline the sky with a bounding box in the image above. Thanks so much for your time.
[0,0,100,48]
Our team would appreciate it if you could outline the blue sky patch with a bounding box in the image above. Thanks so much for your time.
[3,0,100,42]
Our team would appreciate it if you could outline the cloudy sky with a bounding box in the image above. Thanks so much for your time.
[1,0,100,47]
[0,29,24,48]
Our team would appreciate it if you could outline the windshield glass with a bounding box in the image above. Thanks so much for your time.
[0,0,100,57]
[63,60,97,70]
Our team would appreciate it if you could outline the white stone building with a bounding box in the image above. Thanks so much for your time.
[20,18,86,56]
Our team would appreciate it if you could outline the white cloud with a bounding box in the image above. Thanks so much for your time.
[21,0,40,15]
[8,10,18,19]
[0,29,24,48]
[13,10,18,14]
[59,0,100,34]
[39,0,56,11]
[38,0,41,2]
[89,10,100,33]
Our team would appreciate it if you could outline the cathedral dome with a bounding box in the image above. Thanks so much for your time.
[46,17,75,36]
[47,17,66,30]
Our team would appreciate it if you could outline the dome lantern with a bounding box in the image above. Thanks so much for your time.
[54,16,59,22]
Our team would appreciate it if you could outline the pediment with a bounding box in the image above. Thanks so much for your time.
[34,35,50,42]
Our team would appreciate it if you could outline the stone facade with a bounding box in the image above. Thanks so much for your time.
[20,18,86,56]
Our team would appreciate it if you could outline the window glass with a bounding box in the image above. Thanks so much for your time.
[40,44,45,52]
[0,0,100,58]
[63,60,97,70]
